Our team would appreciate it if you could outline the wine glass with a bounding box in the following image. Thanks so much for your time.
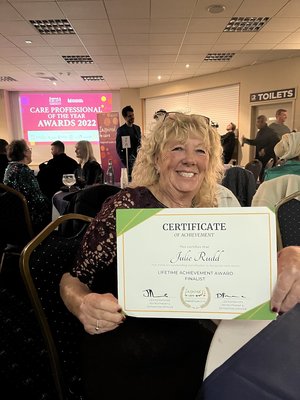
[62,174,76,191]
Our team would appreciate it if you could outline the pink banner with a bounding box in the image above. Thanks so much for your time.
[97,112,122,183]
[20,92,112,143]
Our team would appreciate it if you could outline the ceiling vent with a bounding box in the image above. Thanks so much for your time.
[81,75,104,81]
[223,16,270,32]
[204,53,235,61]
[0,76,17,82]
[30,19,75,34]
[63,55,94,64]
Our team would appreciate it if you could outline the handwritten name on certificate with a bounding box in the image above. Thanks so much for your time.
[116,207,277,320]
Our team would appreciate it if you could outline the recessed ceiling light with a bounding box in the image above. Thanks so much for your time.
[223,16,270,32]
[30,19,75,35]
[25,40,32,44]
[204,52,235,61]
[157,75,161,80]
[62,55,94,64]
[81,75,105,81]
[0,76,17,82]
[185,64,190,68]
[207,4,226,14]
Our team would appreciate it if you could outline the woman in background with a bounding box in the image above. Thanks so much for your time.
[74,140,103,188]
[4,139,51,233]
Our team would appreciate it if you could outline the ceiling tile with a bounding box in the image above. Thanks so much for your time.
[0,20,37,35]
[150,18,188,33]
[261,17,300,32]
[216,32,256,44]
[0,2,24,20]
[80,34,116,46]
[85,45,118,55]
[151,0,196,18]
[115,33,148,46]
[183,32,220,45]
[58,1,107,19]
[105,0,150,18]
[71,19,112,34]
[188,18,228,33]
[235,0,288,16]
[249,32,291,44]
[12,1,64,19]
[110,19,150,33]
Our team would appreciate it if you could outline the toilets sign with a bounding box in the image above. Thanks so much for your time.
[250,88,296,102]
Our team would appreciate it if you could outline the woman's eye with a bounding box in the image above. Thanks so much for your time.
[172,146,184,151]
[196,148,206,154]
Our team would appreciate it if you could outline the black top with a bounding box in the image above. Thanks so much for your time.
[116,123,141,176]
[0,153,9,183]
[74,160,103,188]
[37,153,78,199]
[221,131,236,164]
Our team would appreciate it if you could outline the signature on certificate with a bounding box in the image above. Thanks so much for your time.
[216,292,246,299]
[143,289,168,298]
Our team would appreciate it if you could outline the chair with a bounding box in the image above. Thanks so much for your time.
[244,159,263,184]
[0,183,34,272]
[60,183,121,236]
[221,166,257,206]
[275,190,300,250]
[19,213,93,400]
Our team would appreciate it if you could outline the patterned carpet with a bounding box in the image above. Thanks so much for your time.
[0,256,57,399]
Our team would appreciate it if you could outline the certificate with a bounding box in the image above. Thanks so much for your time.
[116,207,277,320]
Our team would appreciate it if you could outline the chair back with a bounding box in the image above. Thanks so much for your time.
[0,183,34,246]
[19,213,93,400]
[244,159,263,183]
[275,190,300,250]
[60,183,121,236]
[221,166,257,206]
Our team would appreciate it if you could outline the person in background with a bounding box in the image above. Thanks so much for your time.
[37,140,78,199]
[263,131,300,181]
[0,138,8,183]
[241,115,280,182]
[220,122,236,164]
[74,140,103,188]
[4,139,51,233]
[116,105,141,181]
[269,108,291,139]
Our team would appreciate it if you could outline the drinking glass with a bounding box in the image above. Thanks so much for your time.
[62,174,76,191]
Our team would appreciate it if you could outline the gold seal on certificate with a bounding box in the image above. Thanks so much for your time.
[116,207,278,320]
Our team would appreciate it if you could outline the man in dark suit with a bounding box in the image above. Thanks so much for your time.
[37,140,78,199]
[116,105,141,181]
[241,115,280,182]
[220,122,236,164]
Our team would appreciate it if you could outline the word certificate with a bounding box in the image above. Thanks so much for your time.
[116,207,277,320]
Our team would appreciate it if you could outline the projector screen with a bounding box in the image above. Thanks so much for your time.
[20,92,113,143]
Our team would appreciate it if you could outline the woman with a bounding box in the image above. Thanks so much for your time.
[60,114,300,400]
[263,131,300,181]
[74,140,103,187]
[4,139,51,233]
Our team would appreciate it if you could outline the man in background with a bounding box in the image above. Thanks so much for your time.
[220,122,236,164]
[269,108,291,139]
[241,115,280,182]
[0,138,8,183]
[116,105,141,181]
[37,140,78,199]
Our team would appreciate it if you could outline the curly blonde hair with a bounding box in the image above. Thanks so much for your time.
[131,113,224,207]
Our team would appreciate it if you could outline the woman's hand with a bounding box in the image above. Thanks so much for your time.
[79,292,125,335]
[271,246,300,313]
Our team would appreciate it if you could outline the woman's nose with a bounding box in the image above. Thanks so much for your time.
[182,149,196,164]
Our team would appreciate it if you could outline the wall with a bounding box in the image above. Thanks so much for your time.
[139,56,300,165]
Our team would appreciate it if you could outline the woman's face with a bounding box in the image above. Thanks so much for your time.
[75,144,82,159]
[156,136,209,199]
[23,145,32,164]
